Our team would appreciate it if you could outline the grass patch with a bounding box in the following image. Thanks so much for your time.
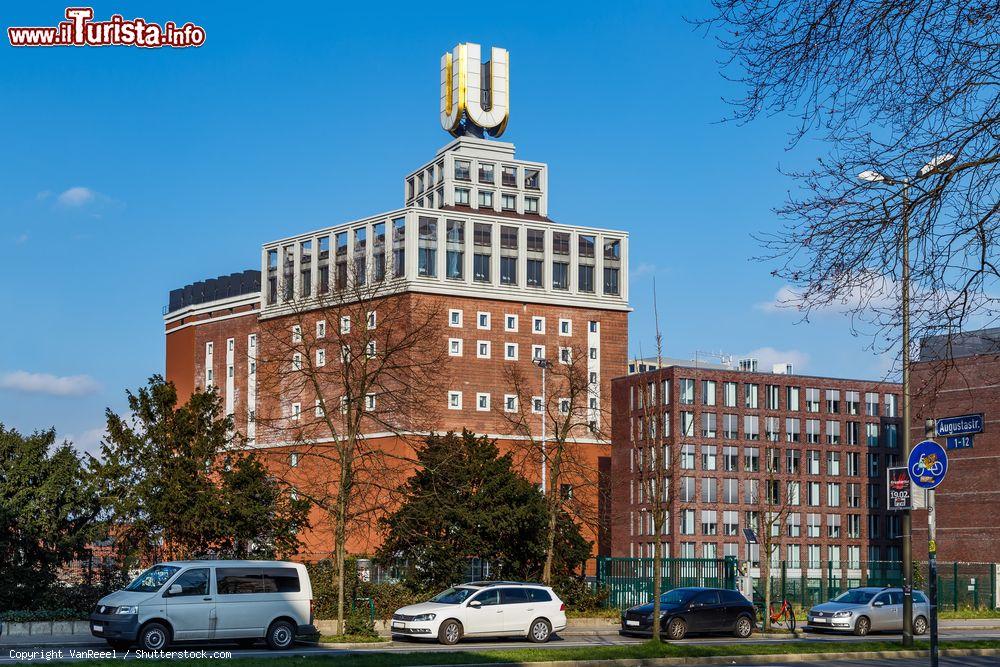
[319,634,387,643]
[67,638,1000,666]
[939,608,1000,619]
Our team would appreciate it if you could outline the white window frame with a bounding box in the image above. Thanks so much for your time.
[367,310,377,330]
[292,352,302,370]
[316,349,326,367]
[505,314,518,332]
[448,390,463,410]
[532,316,545,333]
[476,392,491,411]
[504,394,518,413]
[366,340,377,358]
[449,338,463,356]
[449,308,463,328]
[559,347,572,364]
[559,398,570,414]
[292,325,302,343]
[532,396,543,414]
[315,399,324,417]
[505,342,519,361]
[365,393,376,411]
[477,311,491,330]
[291,402,301,420]
[477,340,491,359]
[532,344,546,360]
[316,320,326,338]
[340,316,351,334]
[559,318,572,336]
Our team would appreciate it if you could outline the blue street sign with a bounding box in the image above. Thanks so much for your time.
[908,440,949,489]
[946,435,974,450]
[935,413,984,437]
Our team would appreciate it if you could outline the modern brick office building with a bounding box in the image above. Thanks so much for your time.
[163,43,629,559]
[911,327,1000,562]
[611,363,903,576]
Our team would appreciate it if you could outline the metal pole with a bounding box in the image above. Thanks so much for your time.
[928,488,939,667]
[541,362,547,495]
[901,180,914,648]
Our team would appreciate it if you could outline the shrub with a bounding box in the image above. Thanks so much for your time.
[0,609,83,622]
[554,578,610,613]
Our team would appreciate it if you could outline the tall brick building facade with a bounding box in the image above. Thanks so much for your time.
[165,134,629,560]
[911,328,1000,562]
[611,364,903,575]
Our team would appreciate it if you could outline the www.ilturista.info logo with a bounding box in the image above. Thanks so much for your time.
[8,7,205,48]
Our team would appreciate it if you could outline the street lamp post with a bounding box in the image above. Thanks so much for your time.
[858,153,954,649]
[533,357,550,495]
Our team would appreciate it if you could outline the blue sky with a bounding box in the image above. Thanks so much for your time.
[0,1,897,453]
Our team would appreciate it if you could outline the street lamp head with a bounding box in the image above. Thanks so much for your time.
[533,358,550,369]
[858,169,889,183]
[918,153,956,178]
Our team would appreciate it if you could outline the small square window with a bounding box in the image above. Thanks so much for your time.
[316,320,326,338]
[505,394,518,412]
[365,394,376,411]
[505,314,518,332]
[559,398,570,414]
[477,312,491,329]
[559,347,572,364]
[292,325,302,343]
[449,338,463,356]
[477,341,491,359]
[292,353,302,370]
[532,344,545,360]
[207,342,214,354]
[532,396,543,414]
[449,309,463,327]
[289,452,299,467]
[559,319,572,336]
[505,343,518,361]
[367,311,377,329]
[589,347,598,360]
[315,399,324,417]
[589,321,598,333]
[228,338,235,351]
[477,392,491,411]
[340,316,351,334]
[248,335,256,348]
[366,340,377,358]
[316,349,326,367]
[291,402,301,420]
[448,391,462,410]
[532,316,545,333]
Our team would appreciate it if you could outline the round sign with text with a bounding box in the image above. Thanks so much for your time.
[908,439,948,489]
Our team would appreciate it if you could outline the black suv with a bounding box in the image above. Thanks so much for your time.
[620,587,756,640]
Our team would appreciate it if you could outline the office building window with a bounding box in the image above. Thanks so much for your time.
[454,159,470,181]
[417,217,437,277]
[478,162,494,184]
[502,165,517,187]
[501,193,516,211]
[446,219,464,280]
[455,187,470,205]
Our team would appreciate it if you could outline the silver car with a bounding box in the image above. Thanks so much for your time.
[805,587,930,636]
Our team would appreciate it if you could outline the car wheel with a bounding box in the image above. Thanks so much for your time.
[138,622,170,651]
[438,619,463,645]
[914,616,928,636]
[265,620,296,650]
[733,614,754,638]
[853,616,871,637]
[528,618,552,643]
[106,640,131,651]
[666,617,687,641]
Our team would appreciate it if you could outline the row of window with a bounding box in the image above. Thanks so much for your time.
[631,541,900,566]
[446,391,596,415]
[634,379,899,417]
[631,445,900,478]
[635,476,862,509]
[452,187,540,213]
[448,310,594,335]
[408,161,541,198]
[634,412,899,447]
[631,509,865,541]
[448,339,590,366]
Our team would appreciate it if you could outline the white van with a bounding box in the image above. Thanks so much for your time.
[89,560,317,651]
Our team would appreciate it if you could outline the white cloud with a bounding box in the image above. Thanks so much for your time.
[740,347,811,374]
[0,370,100,397]
[757,277,898,315]
[56,186,96,207]
[64,426,107,456]
[631,262,658,280]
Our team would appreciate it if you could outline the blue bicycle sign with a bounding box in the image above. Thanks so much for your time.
[908,440,948,489]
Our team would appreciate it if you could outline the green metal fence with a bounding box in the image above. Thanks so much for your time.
[752,561,997,611]
[596,556,737,610]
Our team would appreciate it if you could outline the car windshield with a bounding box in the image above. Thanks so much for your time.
[832,590,876,605]
[124,565,181,593]
[660,589,696,605]
[429,587,475,604]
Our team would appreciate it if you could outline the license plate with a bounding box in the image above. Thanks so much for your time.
[392,622,404,629]
[93,625,103,632]
[812,618,827,623]
[625,620,639,627]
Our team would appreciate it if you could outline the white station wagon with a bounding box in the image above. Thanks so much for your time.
[391,581,567,644]
[89,560,317,651]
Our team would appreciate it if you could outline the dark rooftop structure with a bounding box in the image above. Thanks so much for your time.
[919,327,1000,362]
[167,270,260,314]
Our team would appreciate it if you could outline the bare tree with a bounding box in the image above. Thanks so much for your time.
[696,1,1000,372]
[498,341,606,585]
[255,274,446,634]
[747,449,797,631]
[631,284,678,641]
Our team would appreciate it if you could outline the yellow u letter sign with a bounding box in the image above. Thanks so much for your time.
[440,43,509,138]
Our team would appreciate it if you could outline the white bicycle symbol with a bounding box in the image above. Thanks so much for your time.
[912,456,943,478]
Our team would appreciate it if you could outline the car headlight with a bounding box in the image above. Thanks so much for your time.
[115,606,138,615]
[412,613,436,622]
[833,611,853,618]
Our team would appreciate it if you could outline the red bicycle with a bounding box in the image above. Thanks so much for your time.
[756,599,796,631]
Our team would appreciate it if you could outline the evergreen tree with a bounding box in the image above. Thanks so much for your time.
[377,430,590,589]
[93,375,310,564]
[0,424,101,610]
